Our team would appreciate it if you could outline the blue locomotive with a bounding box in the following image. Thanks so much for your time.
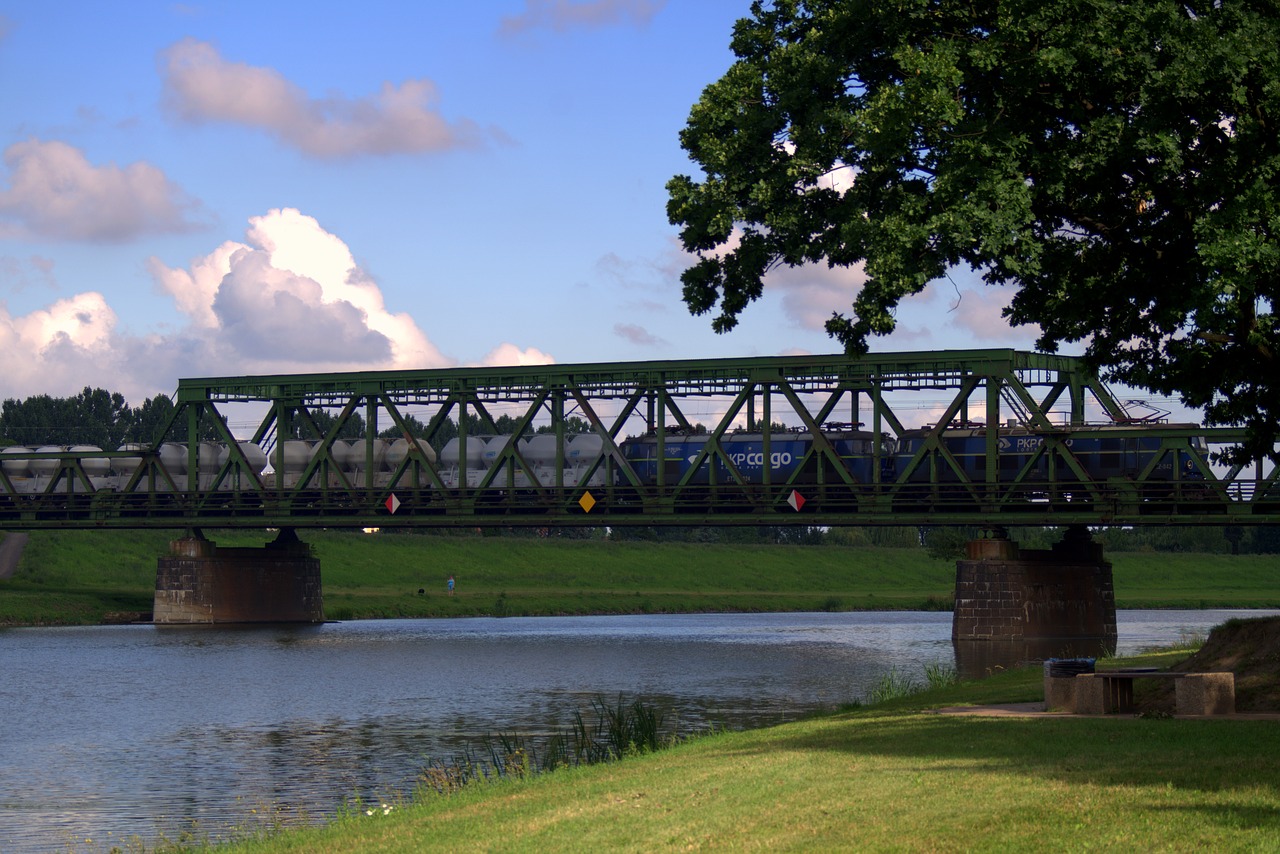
[894,426,1207,485]
[619,428,894,486]
[617,423,1208,506]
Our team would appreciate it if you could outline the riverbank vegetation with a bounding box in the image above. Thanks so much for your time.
[215,639,1280,852]
[2,528,1279,627]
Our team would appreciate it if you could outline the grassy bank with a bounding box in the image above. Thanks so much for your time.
[216,649,1280,852]
[2,529,1279,626]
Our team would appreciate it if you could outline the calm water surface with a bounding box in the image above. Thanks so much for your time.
[0,609,1272,852]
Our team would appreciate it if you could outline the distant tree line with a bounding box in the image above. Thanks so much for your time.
[371,412,596,454]
[0,388,176,449]
[244,408,601,452]
[0,388,609,452]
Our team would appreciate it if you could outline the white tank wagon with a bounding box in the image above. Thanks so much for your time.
[0,445,115,494]
[438,436,491,489]
[1,446,37,494]
[520,434,559,487]
[267,439,378,490]
[264,437,444,490]
[475,436,536,489]
[565,433,607,487]
[512,433,610,488]
[147,442,268,491]
[381,437,440,488]
[1,446,31,477]
[114,443,146,479]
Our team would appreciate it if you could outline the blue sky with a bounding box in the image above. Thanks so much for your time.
[0,0,1043,407]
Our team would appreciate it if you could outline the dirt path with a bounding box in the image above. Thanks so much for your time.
[0,533,27,579]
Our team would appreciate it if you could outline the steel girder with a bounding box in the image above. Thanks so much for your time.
[0,349,1277,529]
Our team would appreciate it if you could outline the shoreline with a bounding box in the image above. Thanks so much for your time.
[6,601,1280,631]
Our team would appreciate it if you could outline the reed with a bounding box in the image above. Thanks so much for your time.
[408,696,683,801]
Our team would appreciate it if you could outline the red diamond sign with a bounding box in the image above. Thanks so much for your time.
[787,490,806,512]
[385,493,401,514]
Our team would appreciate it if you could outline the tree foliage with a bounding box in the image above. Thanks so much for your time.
[0,388,176,447]
[669,0,1280,459]
[296,409,367,441]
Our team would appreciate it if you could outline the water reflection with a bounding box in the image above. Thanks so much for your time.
[0,609,1272,853]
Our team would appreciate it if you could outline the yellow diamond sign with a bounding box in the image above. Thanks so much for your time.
[578,490,597,513]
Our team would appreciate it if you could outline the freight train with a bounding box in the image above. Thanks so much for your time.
[0,422,1210,510]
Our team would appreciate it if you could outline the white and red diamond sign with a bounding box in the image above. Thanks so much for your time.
[385,493,401,514]
[787,489,806,512]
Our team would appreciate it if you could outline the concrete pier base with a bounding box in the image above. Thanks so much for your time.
[154,529,324,624]
[953,526,1116,677]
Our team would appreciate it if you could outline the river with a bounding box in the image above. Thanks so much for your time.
[1,609,1273,852]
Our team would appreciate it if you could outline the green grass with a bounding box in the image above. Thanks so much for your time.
[215,650,1280,852]
[3,530,1279,626]
[312,533,959,620]
[1102,550,1280,608]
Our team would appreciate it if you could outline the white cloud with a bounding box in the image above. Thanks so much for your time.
[0,139,208,241]
[160,39,493,158]
[477,343,556,366]
[0,292,132,398]
[0,209,555,402]
[146,239,240,328]
[942,284,1040,344]
[150,207,449,372]
[499,0,665,35]
[764,262,868,333]
[614,322,665,346]
[662,231,868,334]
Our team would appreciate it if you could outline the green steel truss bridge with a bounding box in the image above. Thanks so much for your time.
[2,349,1277,531]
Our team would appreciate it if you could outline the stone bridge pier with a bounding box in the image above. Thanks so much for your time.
[154,528,324,624]
[952,525,1117,677]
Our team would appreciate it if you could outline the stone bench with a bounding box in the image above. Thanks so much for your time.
[1046,670,1235,715]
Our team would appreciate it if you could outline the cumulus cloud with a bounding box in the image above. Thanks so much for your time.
[0,139,208,241]
[160,39,493,158]
[0,292,132,398]
[0,209,553,400]
[499,0,665,35]
[149,207,449,372]
[477,343,556,366]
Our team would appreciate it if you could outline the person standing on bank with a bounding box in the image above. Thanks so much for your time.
[447,575,455,596]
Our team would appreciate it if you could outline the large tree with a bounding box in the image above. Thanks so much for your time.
[668,0,1280,460]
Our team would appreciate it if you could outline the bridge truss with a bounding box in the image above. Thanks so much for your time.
[1,349,1277,530]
